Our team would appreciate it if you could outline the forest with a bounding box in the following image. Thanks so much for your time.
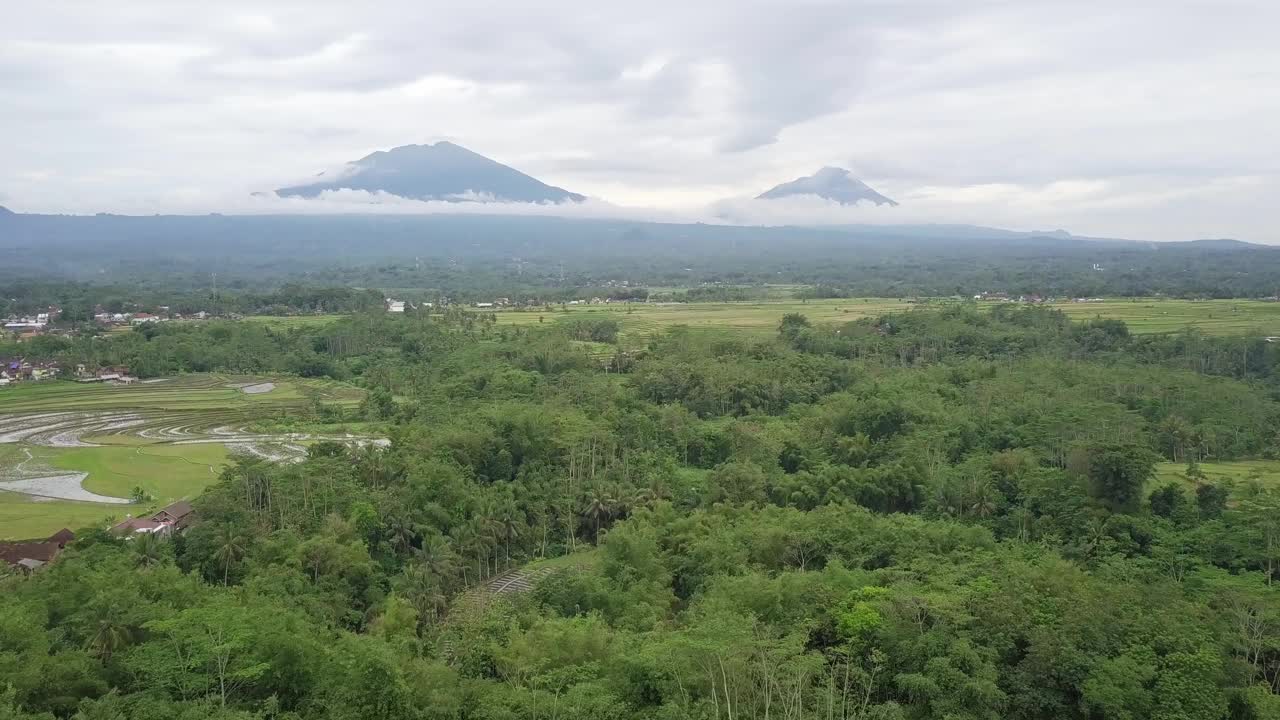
[6,212,1280,302]
[5,304,1280,719]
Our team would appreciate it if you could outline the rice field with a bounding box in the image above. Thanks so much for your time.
[0,374,376,539]
[483,297,1280,341]
[1153,460,1280,493]
[239,315,345,329]
[491,298,913,343]
[1052,299,1280,336]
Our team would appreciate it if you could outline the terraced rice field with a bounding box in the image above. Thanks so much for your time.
[0,374,375,538]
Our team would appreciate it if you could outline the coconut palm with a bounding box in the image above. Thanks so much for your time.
[583,487,617,545]
[415,533,458,586]
[400,564,449,626]
[970,484,998,518]
[495,502,524,567]
[212,524,249,586]
[86,603,133,663]
[132,531,166,569]
[384,511,418,555]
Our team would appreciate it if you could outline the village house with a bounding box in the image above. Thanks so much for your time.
[75,365,135,384]
[111,500,196,537]
[0,359,63,382]
[386,299,406,313]
[0,529,75,574]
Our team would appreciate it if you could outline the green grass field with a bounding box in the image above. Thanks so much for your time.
[479,297,1280,344]
[491,298,913,343]
[0,444,229,540]
[240,315,345,329]
[0,493,136,540]
[1154,460,1280,494]
[54,444,228,499]
[1053,299,1280,336]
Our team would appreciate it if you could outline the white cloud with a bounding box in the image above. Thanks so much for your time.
[1,1,1277,241]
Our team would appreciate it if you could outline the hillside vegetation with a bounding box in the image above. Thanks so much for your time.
[5,306,1280,719]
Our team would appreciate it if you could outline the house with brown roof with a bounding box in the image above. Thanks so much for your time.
[111,517,169,535]
[0,528,75,573]
[111,500,196,537]
[152,500,194,529]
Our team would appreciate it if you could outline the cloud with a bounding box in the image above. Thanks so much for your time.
[1,1,1278,241]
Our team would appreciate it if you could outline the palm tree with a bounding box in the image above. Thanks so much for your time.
[583,488,616,545]
[86,604,133,663]
[450,523,482,585]
[1082,517,1112,560]
[384,512,418,555]
[415,533,458,587]
[400,564,449,626]
[970,485,997,519]
[496,503,524,567]
[132,532,166,569]
[359,444,392,489]
[473,497,508,575]
[212,524,249,586]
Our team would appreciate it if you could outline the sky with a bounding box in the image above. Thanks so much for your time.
[2,1,1278,241]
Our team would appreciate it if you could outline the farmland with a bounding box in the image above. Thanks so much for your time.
[489,298,912,342]
[1154,459,1280,494]
[480,296,1280,343]
[0,374,370,539]
[239,314,346,329]
[1051,298,1280,335]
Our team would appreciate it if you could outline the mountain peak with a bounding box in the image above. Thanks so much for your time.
[757,167,897,206]
[277,142,584,204]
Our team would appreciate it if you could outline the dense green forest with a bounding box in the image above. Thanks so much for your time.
[6,306,1280,719]
[6,213,1280,303]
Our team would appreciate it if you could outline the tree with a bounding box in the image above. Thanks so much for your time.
[1149,482,1188,518]
[212,525,250,586]
[85,603,135,664]
[1196,483,1229,519]
[1087,442,1159,513]
[132,532,166,569]
[133,598,273,708]
[582,487,617,545]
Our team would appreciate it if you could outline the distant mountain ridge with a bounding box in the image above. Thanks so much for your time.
[275,141,584,204]
[758,167,898,206]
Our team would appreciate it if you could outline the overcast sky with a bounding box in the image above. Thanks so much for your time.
[2,1,1278,241]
